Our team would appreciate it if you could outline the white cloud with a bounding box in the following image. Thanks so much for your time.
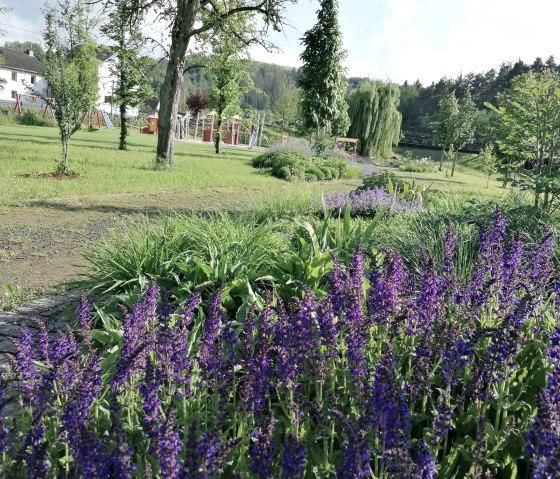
[249,44,302,68]
[1,11,43,43]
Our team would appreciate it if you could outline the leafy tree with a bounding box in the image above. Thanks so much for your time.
[186,90,209,115]
[298,0,349,139]
[208,20,254,154]
[272,75,299,134]
[347,80,402,159]
[432,90,477,176]
[42,0,99,173]
[487,69,560,211]
[3,41,45,62]
[479,144,500,188]
[133,0,297,168]
[102,0,152,150]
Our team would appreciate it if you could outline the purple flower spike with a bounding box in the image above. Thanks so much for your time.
[78,291,93,346]
[528,327,560,476]
[157,409,182,479]
[250,414,276,479]
[281,432,306,479]
[412,441,435,479]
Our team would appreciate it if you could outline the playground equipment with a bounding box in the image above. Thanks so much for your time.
[141,115,159,135]
[12,93,55,119]
[174,111,266,148]
[83,110,114,130]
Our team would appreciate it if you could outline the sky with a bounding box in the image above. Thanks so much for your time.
[1,0,560,85]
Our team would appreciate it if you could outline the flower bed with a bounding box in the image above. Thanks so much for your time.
[2,210,559,478]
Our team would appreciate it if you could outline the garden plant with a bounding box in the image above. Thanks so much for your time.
[1,208,559,478]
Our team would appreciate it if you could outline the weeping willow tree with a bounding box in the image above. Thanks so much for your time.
[347,81,402,159]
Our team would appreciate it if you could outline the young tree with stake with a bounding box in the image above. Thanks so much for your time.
[102,0,153,150]
[42,0,99,173]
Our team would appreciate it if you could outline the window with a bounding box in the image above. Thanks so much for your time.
[11,91,17,99]
[31,75,36,85]
[104,96,113,103]
[11,72,17,82]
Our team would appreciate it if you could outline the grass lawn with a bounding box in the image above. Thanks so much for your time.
[0,125,359,206]
[391,146,507,197]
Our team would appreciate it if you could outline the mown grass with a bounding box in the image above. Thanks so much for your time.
[0,125,359,205]
[388,146,507,197]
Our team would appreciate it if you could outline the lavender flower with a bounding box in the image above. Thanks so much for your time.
[331,411,372,479]
[367,249,406,325]
[112,281,159,389]
[157,409,182,479]
[250,414,276,479]
[370,347,412,475]
[78,291,93,346]
[412,441,435,479]
[281,432,306,479]
[15,326,39,399]
[406,256,439,336]
[322,187,421,216]
[140,362,163,438]
[528,327,560,476]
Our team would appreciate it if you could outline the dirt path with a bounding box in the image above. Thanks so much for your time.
[0,182,360,306]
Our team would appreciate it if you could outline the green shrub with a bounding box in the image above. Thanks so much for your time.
[17,110,57,127]
[252,149,349,182]
[398,160,436,173]
[276,165,292,180]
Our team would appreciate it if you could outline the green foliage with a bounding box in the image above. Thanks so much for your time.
[432,90,477,176]
[347,80,402,159]
[43,0,99,172]
[358,170,432,204]
[101,0,153,150]
[298,0,350,137]
[479,144,500,187]
[487,69,560,212]
[207,13,256,154]
[398,159,437,173]
[252,150,348,182]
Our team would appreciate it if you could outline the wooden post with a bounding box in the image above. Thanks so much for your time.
[258,113,265,148]
[194,112,200,141]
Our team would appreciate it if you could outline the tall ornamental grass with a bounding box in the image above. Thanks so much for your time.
[2,209,559,478]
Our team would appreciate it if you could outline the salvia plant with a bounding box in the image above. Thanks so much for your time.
[321,187,421,217]
[1,208,558,478]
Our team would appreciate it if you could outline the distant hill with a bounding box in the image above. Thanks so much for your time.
[146,57,301,118]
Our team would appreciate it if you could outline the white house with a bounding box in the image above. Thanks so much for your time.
[0,48,49,106]
[0,47,139,118]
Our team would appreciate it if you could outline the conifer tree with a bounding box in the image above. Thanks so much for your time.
[298,0,349,139]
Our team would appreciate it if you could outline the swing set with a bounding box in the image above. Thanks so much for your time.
[12,93,55,119]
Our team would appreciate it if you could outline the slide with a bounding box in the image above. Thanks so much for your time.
[101,111,114,129]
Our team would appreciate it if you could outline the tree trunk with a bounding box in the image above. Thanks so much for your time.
[156,0,200,167]
[60,135,69,173]
[450,151,458,177]
[439,146,445,171]
[119,102,127,150]
[215,114,222,154]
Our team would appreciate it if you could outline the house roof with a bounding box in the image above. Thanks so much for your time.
[95,48,116,62]
[0,47,43,74]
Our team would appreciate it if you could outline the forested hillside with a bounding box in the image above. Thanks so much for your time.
[145,54,560,142]
[147,57,300,118]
